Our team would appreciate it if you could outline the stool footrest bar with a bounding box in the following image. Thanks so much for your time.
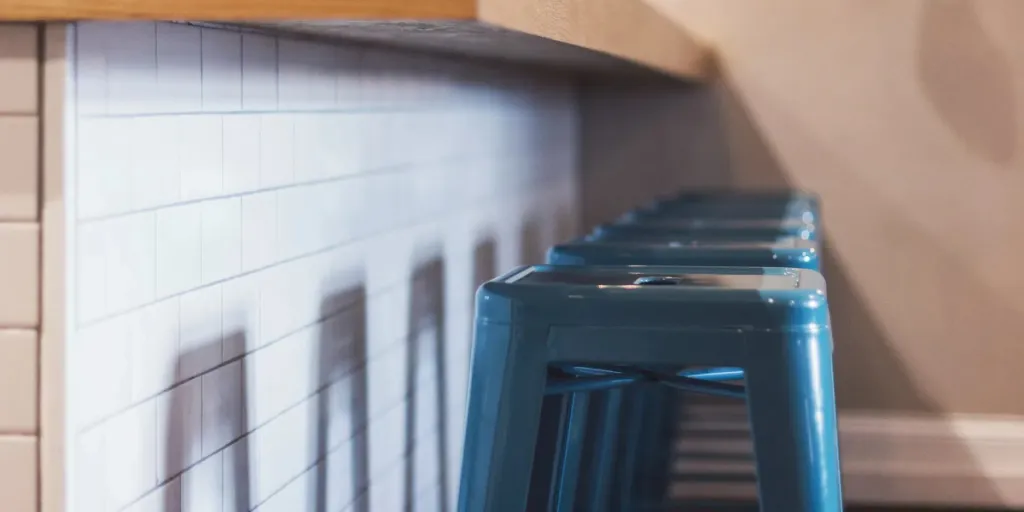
[659,374,746,399]
[678,366,745,381]
[546,367,747,398]
[546,374,643,395]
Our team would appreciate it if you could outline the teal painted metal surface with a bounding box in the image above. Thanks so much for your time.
[615,386,646,511]
[458,265,842,512]
[548,191,823,509]
[629,196,818,224]
[549,239,818,506]
[594,217,817,241]
[587,389,623,512]
[548,237,821,272]
[654,189,820,208]
[550,392,590,511]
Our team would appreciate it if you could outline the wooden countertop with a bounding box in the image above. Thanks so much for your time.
[2,0,710,80]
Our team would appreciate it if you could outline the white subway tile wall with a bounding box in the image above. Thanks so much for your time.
[69,22,579,512]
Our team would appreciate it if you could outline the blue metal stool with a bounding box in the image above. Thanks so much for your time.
[582,190,822,508]
[550,237,821,272]
[544,189,824,509]
[652,190,819,209]
[547,236,820,508]
[458,265,841,512]
[628,193,818,224]
[593,217,817,242]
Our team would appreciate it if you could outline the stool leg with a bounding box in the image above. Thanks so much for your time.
[459,322,549,512]
[650,385,678,503]
[526,395,570,511]
[745,332,842,512]
[586,389,623,512]
[551,392,590,511]
[635,383,672,505]
[614,388,645,511]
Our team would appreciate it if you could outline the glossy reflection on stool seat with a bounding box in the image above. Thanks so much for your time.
[652,190,819,208]
[594,217,817,242]
[458,265,842,512]
[628,194,819,225]
[548,237,821,272]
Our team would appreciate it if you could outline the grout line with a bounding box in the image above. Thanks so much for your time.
[76,154,569,233]
[0,432,40,439]
[248,410,443,512]
[199,26,206,111]
[73,184,517,330]
[75,153,462,225]
[77,103,456,119]
[0,220,44,227]
[118,366,442,512]
[78,226,377,329]
[74,277,410,433]
[235,28,243,111]
[0,327,38,334]
[273,34,279,111]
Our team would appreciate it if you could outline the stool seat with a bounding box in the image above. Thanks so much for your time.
[548,236,820,508]
[460,264,841,512]
[596,217,817,241]
[655,189,819,208]
[629,196,817,223]
[548,237,820,271]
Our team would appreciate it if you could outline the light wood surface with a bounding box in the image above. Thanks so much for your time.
[0,0,709,80]
[477,0,708,80]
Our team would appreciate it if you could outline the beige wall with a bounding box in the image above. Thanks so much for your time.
[633,0,1024,415]
[0,22,42,512]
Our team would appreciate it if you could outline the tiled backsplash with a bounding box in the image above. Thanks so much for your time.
[68,22,579,512]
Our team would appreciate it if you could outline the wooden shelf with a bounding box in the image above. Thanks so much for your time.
[2,0,710,80]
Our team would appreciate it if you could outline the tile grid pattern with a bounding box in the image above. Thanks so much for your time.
[68,22,579,512]
[0,22,43,512]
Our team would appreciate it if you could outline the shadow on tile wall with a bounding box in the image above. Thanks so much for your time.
[518,216,547,266]
[164,331,251,512]
[472,236,498,294]
[312,280,370,512]
[519,202,580,267]
[405,254,450,512]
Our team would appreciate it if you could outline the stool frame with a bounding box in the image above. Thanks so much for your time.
[458,265,842,512]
